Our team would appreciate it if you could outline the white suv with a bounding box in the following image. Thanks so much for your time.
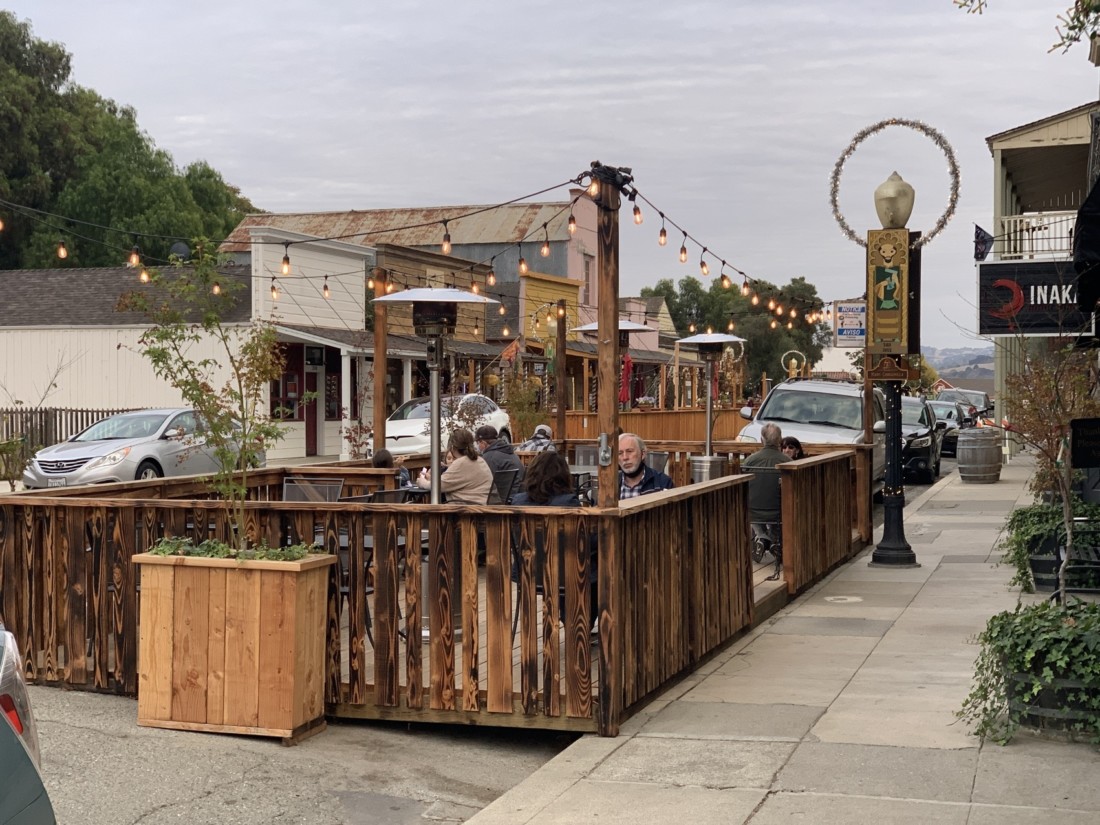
[738,379,887,484]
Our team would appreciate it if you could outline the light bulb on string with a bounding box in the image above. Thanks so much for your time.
[699,250,709,277]
[139,267,149,284]
[271,278,280,300]
[503,324,510,336]
[567,213,576,235]
[473,318,480,336]
[0,217,5,231]
[767,297,776,311]
[128,246,141,267]
[786,321,793,329]
[789,308,797,318]
[487,268,496,286]
[679,233,688,263]
[776,304,784,316]
[557,302,566,319]
[518,254,528,274]
[658,214,667,247]
[741,280,750,297]
[587,177,599,197]
[441,220,452,255]
[281,243,290,276]
[770,319,778,329]
[56,240,68,259]
[385,280,394,293]
[706,325,713,334]
[367,273,375,289]
[727,319,735,331]
[540,224,550,257]
[751,294,759,306]
[720,269,731,290]
[546,310,553,324]
[498,303,506,316]
[688,321,696,333]
[632,202,643,225]
[323,276,330,299]
[212,281,221,295]
[471,281,480,295]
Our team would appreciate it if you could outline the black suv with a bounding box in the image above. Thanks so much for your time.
[901,396,946,484]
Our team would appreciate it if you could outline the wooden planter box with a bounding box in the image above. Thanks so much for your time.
[134,552,336,744]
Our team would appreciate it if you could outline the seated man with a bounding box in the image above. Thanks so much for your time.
[618,433,674,499]
[742,423,790,551]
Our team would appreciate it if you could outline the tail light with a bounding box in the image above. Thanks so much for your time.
[0,624,42,767]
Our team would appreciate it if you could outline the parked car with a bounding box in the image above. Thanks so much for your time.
[928,399,972,457]
[935,387,993,420]
[0,623,56,824]
[378,393,511,456]
[901,396,946,483]
[22,408,264,489]
[737,379,887,486]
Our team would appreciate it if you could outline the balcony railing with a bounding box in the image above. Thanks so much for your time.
[998,211,1076,260]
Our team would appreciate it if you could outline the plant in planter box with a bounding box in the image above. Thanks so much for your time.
[147,535,320,562]
[999,499,1100,592]
[958,599,1100,743]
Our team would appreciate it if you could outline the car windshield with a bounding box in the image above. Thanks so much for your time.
[76,413,170,441]
[929,402,957,421]
[760,389,862,430]
[901,402,927,428]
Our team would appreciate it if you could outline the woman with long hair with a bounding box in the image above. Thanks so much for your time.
[512,451,579,506]
[415,429,494,504]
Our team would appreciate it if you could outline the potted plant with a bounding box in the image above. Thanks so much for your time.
[1000,499,1100,592]
[958,599,1100,743]
[635,395,657,410]
[134,537,335,743]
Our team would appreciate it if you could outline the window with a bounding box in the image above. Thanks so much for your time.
[270,374,302,420]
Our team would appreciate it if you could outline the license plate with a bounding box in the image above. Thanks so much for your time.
[47,478,67,488]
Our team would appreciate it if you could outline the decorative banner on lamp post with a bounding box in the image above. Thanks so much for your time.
[866,228,909,355]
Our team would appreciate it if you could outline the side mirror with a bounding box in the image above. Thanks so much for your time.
[163,427,184,440]
[739,406,754,421]
[872,420,887,433]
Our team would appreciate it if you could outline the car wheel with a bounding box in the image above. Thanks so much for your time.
[136,460,163,481]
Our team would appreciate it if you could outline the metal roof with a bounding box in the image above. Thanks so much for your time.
[220,201,578,254]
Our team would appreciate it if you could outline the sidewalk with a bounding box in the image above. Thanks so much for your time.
[470,454,1100,824]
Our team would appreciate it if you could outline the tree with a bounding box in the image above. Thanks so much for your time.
[0,12,257,270]
[954,1,1100,52]
[118,240,285,549]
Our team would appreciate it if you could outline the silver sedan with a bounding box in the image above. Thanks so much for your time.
[21,408,243,489]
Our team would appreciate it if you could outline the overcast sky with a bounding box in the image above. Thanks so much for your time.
[10,1,1098,350]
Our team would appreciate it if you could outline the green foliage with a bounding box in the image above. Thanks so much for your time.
[0,436,29,492]
[0,12,256,270]
[640,275,826,390]
[999,499,1100,590]
[954,1,1100,52]
[958,599,1100,743]
[503,374,546,442]
[118,240,285,548]
[148,535,319,562]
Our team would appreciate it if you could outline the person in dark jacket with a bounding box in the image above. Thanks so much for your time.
[475,424,525,484]
[617,433,674,499]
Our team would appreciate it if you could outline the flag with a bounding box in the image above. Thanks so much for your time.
[501,339,519,363]
[974,225,994,262]
[619,353,633,404]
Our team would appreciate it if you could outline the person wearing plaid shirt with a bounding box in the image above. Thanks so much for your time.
[618,433,674,499]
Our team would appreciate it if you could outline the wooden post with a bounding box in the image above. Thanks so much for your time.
[372,268,388,455]
[556,299,567,449]
[582,358,590,413]
[673,342,681,409]
[592,166,623,737]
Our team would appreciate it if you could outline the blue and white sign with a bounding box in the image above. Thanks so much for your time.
[834,301,866,348]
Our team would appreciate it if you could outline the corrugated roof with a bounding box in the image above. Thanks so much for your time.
[221,202,577,254]
[0,265,251,327]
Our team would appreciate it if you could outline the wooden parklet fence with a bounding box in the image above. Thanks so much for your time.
[0,458,861,736]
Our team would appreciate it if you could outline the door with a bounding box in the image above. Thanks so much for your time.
[305,372,319,456]
[162,411,216,476]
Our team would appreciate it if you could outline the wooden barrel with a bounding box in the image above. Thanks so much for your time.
[957,428,1002,484]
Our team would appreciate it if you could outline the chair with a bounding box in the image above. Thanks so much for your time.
[645,450,669,474]
[491,468,520,504]
[745,465,783,581]
[283,476,344,502]
[369,488,410,504]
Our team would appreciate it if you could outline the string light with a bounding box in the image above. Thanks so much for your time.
[503,323,510,336]
[0,217,4,231]
[441,220,452,255]
[658,213,667,247]
[770,319,778,329]
[139,267,150,284]
[556,302,566,318]
[518,251,528,274]
[727,319,735,331]
[775,304,784,316]
[679,232,688,263]
[789,308,797,318]
[741,279,750,297]
[473,317,479,336]
[587,177,599,197]
[631,196,643,225]
[786,321,793,329]
[281,243,291,276]
[699,249,709,276]
[540,224,551,257]
[271,277,280,300]
[128,245,141,267]
[767,297,776,311]
[212,281,221,295]
[498,303,506,316]
[751,294,760,306]
[323,275,330,299]
[56,240,68,259]
[688,321,696,333]
[385,279,394,293]
[471,281,480,295]
[706,324,713,334]
[487,266,496,286]
[567,212,576,235]
[720,266,732,289]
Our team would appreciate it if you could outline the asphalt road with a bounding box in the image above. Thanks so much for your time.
[29,687,575,825]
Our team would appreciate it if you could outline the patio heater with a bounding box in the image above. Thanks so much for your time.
[373,288,498,503]
[678,332,745,482]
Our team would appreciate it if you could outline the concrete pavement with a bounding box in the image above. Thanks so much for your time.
[469,454,1100,824]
